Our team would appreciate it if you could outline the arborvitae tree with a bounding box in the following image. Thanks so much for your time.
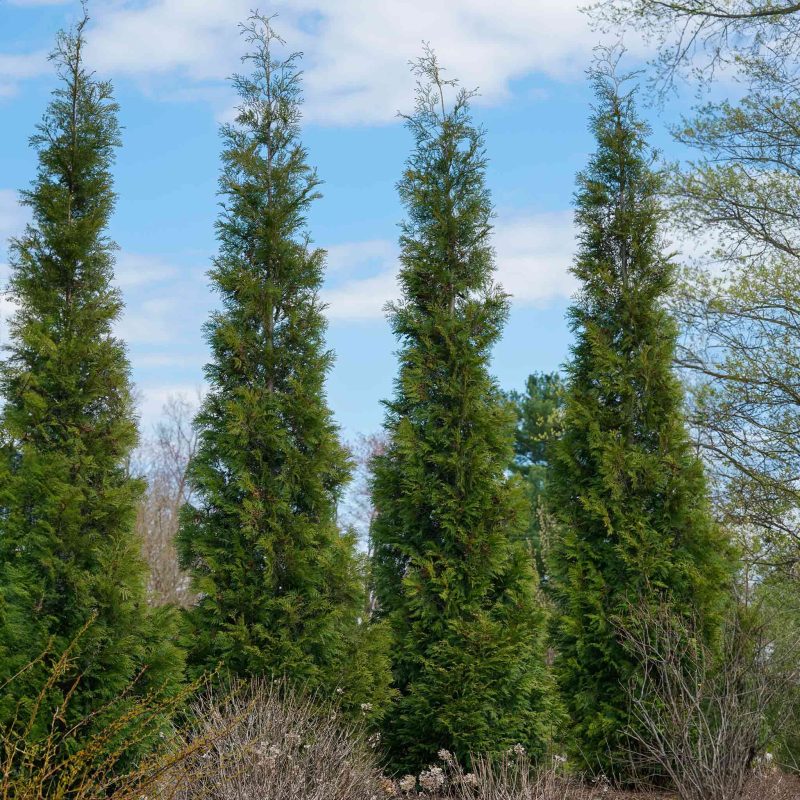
[0,16,182,740]
[547,65,734,777]
[177,16,390,718]
[370,50,555,773]
[507,372,565,585]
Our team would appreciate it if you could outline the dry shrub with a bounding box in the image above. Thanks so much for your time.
[620,604,800,800]
[168,677,385,800]
[444,754,592,800]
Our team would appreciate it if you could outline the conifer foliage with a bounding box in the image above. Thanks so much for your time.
[547,63,733,776]
[0,16,182,734]
[508,372,565,585]
[370,50,554,772]
[177,16,388,713]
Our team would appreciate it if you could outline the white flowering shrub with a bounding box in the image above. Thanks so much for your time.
[167,678,386,800]
[419,765,446,793]
[376,749,589,799]
[408,750,595,800]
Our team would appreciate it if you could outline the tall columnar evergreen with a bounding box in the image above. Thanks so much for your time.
[177,17,389,716]
[0,17,182,736]
[370,51,555,773]
[547,67,734,776]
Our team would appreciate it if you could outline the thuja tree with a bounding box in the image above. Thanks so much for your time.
[177,16,390,718]
[0,17,182,739]
[370,50,555,773]
[547,64,734,777]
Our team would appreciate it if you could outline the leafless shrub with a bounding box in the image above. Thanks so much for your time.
[619,604,800,800]
[447,755,591,800]
[168,677,386,800]
[135,393,199,607]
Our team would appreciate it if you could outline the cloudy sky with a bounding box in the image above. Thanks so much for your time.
[0,0,680,439]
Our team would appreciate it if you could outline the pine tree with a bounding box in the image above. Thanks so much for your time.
[547,64,734,777]
[370,50,555,773]
[508,372,565,585]
[0,15,182,740]
[177,16,390,717]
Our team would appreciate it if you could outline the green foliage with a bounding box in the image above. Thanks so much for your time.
[370,49,556,773]
[754,574,800,768]
[546,65,734,778]
[176,16,390,717]
[507,372,565,584]
[0,16,183,751]
[0,623,206,800]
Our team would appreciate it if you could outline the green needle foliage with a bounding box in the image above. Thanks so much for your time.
[507,372,565,585]
[370,49,555,773]
[547,63,734,778]
[0,16,183,745]
[177,16,390,717]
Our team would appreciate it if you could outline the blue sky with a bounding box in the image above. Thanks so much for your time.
[0,0,685,441]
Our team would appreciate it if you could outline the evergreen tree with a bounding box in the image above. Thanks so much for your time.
[0,15,182,740]
[507,372,564,584]
[177,16,390,717]
[370,50,555,773]
[547,64,734,777]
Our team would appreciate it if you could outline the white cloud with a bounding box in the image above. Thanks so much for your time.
[0,50,49,97]
[116,296,182,345]
[325,239,395,274]
[290,0,605,125]
[73,0,623,125]
[0,189,27,245]
[0,190,27,344]
[665,224,733,277]
[114,251,179,289]
[322,237,400,321]
[136,382,206,431]
[87,0,249,83]
[323,268,400,322]
[493,210,577,305]
[2,1,653,122]
[321,209,576,322]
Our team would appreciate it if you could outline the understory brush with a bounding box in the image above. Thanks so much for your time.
[167,677,385,800]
